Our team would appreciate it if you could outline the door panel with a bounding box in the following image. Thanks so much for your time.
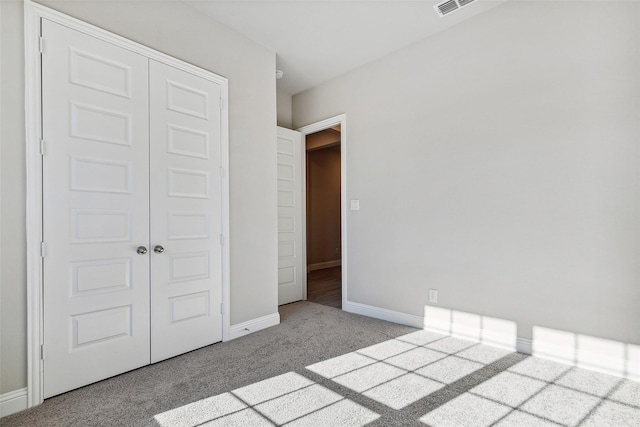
[277,127,305,305]
[149,60,223,362]
[42,19,150,398]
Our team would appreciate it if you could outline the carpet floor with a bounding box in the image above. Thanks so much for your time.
[2,301,638,426]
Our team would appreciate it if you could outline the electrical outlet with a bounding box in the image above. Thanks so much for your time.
[429,289,438,304]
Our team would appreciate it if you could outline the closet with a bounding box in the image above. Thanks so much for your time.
[40,19,225,398]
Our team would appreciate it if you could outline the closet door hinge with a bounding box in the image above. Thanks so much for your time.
[219,234,224,247]
[219,166,224,179]
[39,139,45,156]
[40,345,45,360]
[40,242,46,258]
[220,303,224,315]
[39,37,44,54]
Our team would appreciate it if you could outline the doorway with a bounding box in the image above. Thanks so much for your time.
[305,125,342,308]
[277,115,347,310]
[305,128,342,308]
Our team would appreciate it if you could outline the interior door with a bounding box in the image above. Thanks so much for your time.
[277,127,305,305]
[149,60,223,362]
[42,19,151,398]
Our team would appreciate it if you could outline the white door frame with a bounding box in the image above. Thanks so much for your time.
[298,114,347,307]
[24,0,230,407]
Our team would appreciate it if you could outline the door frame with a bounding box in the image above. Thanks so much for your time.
[24,0,230,407]
[298,114,347,307]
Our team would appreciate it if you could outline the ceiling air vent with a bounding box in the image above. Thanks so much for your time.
[435,0,477,17]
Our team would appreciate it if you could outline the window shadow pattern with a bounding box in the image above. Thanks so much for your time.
[152,330,640,426]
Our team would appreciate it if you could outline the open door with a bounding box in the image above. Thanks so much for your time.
[277,127,305,305]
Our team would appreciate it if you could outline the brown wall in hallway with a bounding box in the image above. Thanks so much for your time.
[307,146,341,266]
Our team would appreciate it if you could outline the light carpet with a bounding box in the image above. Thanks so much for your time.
[2,301,638,426]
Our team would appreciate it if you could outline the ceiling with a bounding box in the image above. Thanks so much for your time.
[184,0,508,95]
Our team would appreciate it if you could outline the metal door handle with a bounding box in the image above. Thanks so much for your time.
[154,245,165,254]
[137,246,148,255]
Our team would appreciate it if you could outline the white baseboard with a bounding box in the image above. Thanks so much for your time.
[307,260,341,272]
[517,337,533,355]
[343,301,638,381]
[227,312,280,341]
[0,387,28,418]
[532,340,640,382]
[343,301,424,329]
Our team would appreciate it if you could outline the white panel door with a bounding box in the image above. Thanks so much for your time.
[149,60,223,362]
[277,127,305,305]
[41,19,150,398]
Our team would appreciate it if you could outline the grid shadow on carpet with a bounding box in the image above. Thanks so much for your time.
[148,330,640,426]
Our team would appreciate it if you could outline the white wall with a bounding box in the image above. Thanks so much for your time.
[277,89,293,128]
[0,0,278,395]
[293,1,640,347]
[1,0,28,396]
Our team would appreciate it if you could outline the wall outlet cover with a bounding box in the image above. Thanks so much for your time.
[429,289,438,303]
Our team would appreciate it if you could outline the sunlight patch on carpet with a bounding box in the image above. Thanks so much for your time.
[152,372,378,426]
[151,322,639,426]
[420,393,512,427]
[306,330,499,410]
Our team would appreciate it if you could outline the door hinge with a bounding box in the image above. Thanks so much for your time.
[39,37,44,54]
[40,344,45,360]
[39,139,45,156]
[219,234,224,246]
[219,166,224,179]
[220,303,224,315]
[40,242,46,257]
[220,98,224,109]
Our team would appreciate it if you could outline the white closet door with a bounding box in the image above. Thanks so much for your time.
[149,60,223,362]
[41,20,150,398]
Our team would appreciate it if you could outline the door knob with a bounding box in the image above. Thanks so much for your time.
[137,246,148,255]
[154,245,165,254]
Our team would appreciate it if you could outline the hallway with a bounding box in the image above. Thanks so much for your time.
[307,266,341,309]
